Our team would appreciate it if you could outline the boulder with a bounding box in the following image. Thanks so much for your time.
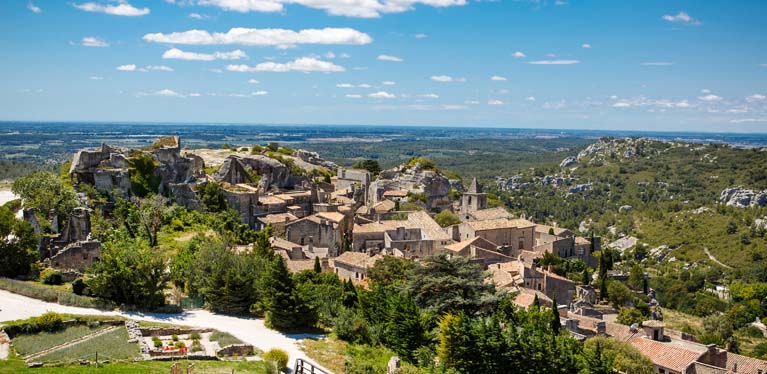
[559,156,577,168]
[295,149,338,170]
[720,187,767,208]
[214,155,292,190]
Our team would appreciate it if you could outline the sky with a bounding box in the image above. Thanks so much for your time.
[2,0,767,132]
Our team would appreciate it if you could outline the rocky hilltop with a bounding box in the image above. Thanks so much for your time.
[720,187,767,208]
[368,160,451,210]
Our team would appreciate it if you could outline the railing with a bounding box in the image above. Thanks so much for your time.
[294,358,330,374]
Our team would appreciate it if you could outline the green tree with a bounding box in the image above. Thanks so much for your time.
[579,339,613,374]
[0,205,38,277]
[12,171,77,227]
[128,153,161,198]
[132,194,168,247]
[352,159,382,176]
[367,256,416,287]
[627,264,644,291]
[313,256,322,273]
[437,313,470,371]
[607,281,633,309]
[253,224,274,259]
[88,238,168,309]
[406,254,499,316]
[264,257,316,329]
[551,299,561,334]
[198,182,227,213]
[434,209,461,227]
[582,337,653,374]
[616,307,645,326]
[385,292,427,362]
[582,268,591,285]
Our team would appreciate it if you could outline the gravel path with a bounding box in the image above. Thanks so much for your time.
[0,290,329,372]
[704,247,733,270]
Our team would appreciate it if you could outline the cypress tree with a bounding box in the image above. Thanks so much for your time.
[385,293,426,363]
[264,256,316,329]
[582,268,590,285]
[551,298,561,335]
[313,256,321,273]
[533,294,540,310]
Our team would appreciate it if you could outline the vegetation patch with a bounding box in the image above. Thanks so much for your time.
[34,326,138,364]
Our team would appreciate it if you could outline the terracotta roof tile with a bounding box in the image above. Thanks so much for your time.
[629,337,701,373]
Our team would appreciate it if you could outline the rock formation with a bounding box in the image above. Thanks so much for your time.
[368,162,451,210]
[720,187,767,208]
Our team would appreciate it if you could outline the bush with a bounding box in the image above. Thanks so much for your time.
[172,334,179,341]
[153,337,162,348]
[40,269,64,285]
[263,348,289,369]
[190,332,201,340]
[174,341,186,349]
[71,278,87,295]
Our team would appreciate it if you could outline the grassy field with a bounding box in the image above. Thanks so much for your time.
[12,325,110,356]
[35,326,138,364]
[300,336,348,374]
[0,354,270,374]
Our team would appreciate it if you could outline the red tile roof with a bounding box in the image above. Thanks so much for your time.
[629,337,701,373]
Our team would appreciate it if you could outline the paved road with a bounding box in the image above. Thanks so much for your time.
[0,289,328,372]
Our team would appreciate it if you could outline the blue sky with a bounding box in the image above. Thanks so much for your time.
[2,0,767,132]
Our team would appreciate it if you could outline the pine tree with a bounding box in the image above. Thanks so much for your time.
[264,257,316,329]
[533,294,540,310]
[599,276,609,301]
[582,268,590,285]
[551,298,561,335]
[313,256,321,273]
[437,313,470,371]
[254,224,274,259]
[385,293,426,362]
[342,278,358,308]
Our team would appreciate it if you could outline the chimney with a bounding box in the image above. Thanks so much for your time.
[707,344,717,354]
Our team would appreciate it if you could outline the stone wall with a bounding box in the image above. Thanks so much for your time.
[216,344,254,357]
[139,327,213,337]
[49,240,101,272]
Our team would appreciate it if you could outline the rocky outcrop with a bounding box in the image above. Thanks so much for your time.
[368,162,451,210]
[295,149,338,170]
[568,183,592,194]
[169,183,203,211]
[720,187,767,208]
[214,155,291,191]
[559,156,577,168]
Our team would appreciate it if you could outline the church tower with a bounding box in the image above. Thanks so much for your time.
[460,177,487,219]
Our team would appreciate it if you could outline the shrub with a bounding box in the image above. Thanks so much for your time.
[175,341,186,349]
[71,278,88,295]
[153,338,162,348]
[172,334,179,341]
[263,348,289,369]
[36,311,64,332]
[190,332,201,340]
[40,269,64,285]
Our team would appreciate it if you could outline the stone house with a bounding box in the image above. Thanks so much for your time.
[332,251,382,282]
[457,218,535,253]
[519,263,576,304]
[49,240,101,272]
[351,211,452,258]
[285,211,348,256]
[444,236,512,267]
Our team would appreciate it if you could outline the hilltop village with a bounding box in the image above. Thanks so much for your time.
[9,136,767,373]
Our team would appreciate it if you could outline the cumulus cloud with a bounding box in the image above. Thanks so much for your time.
[226,57,345,72]
[194,0,467,18]
[512,51,526,58]
[382,81,396,85]
[369,91,396,99]
[525,96,536,102]
[143,27,372,48]
[138,89,183,97]
[662,11,701,25]
[345,94,362,98]
[336,83,354,88]
[251,90,269,96]
[488,99,504,105]
[464,100,480,105]
[162,48,248,61]
[528,60,580,65]
[74,1,150,16]
[377,54,403,62]
[89,76,104,80]
[28,2,42,13]
[610,96,694,109]
[641,62,673,66]
[116,64,137,71]
[582,43,591,49]
[746,94,766,102]
[431,75,465,82]
[698,94,722,102]
[82,36,109,47]
[189,13,209,19]
[701,89,711,94]
[248,79,260,84]
[490,75,507,81]
[419,93,439,99]
[414,33,427,39]
[145,65,174,71]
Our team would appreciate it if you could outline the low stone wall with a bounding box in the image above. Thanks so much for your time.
[216,344,254,357]
[138,327,213,337]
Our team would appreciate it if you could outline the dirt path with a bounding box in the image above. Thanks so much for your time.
[704,247,733,270]
[24,326,120,361]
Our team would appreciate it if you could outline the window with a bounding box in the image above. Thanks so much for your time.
[518,238,525,250]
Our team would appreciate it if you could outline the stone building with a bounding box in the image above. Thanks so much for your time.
[285,211,348,256]
[351,211,452,258]
[519,262,576,304]
[48,240,101,272]
[460,178,488,220]
[444,236,513,267]
[457,218,535,253]
[332,251,382,282]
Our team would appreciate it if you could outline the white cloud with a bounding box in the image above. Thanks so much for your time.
[730,118,767,123]
[226,57,345,73]
[143,27,372,48]
[662,11,701,25]
[27,2,42,13]
[89,76,104,80]
[358,84,371,88]
[420,93,439,99]
[490,75,507,81]
[761,64,767,68]
[82,36,109,47]
[512,51,526,58]
[369,91,396,99]
[377,54,404,62]
[162,48,248,61]
[525,96,536,102]
[464,100,480,105]
[189,13,209,19]
[441,105,465,110]
[382,81,396,85]
[746,94,766,102]
[139,89,183,97]
[324,51,336,59]
[251,90,268,96]
[336,83,354,88]
[189,93,202,97]
[613,102,631,108]
[194,0,467,18]
[488,99,504,105]
[145,65,174,71]
[339,53,351,58]
[116,64,137,71]
[247,79,260,84]
[701,89,711,94]
[414,33,427,39]
[345,94,362,98]
[582,43,591,49]
[641,62,673,66]
[528,60,580,65]
[698,94,722,102]
[74,2,150,16]
[431,75,465,82]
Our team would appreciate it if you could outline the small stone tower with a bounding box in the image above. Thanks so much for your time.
[460,177,487,219]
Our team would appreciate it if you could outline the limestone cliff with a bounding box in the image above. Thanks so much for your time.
[368,161,451,210]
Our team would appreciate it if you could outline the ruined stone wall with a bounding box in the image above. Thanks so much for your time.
[286,219,339,249]
[216,344,255,357]
[222,189,258,227]
[49,240,101,272]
